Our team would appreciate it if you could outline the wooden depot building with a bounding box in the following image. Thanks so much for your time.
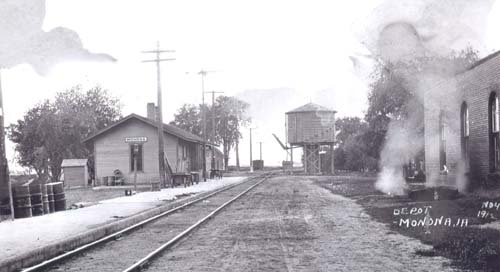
[83,103,223,185]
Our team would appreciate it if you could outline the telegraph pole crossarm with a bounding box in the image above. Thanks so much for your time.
[142,58,176,63]
[141,42,175,189]
[142,50,175,54]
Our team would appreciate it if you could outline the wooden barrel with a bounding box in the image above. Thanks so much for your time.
[29,184,44,216]
[108,176,116,186]
[52,182,66,211]
[102,176,108,186]
[42,193,49,214]
[42,183,50,214]
[151,181,160,191]
[13,186,32,218]
[46,184,55,213]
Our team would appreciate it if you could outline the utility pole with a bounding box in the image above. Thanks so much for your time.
[258,142,263,160]
[249,127,257,172]
[0,71,14,220]
[133,144,139,192]
[206,90,223,170]
[236,139,240,171]
[197,70,216,181]
[142,42,175,189]
[249,128,253,173]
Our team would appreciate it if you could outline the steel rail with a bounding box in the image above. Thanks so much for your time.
[21,173,270,272]
[122,172,274,272]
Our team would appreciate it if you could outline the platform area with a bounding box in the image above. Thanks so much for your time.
[0,177,245,272]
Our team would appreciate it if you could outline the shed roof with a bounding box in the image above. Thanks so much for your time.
[61,159,88,167]
[286,103,336,114]
[83,114,205,144]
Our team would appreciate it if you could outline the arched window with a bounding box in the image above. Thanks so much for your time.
[490,92,500,171]
[439,110,447,171]
[461,102,469,168]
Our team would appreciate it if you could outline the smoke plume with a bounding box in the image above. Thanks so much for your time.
[0,0,115,75]
[361,0,496,194]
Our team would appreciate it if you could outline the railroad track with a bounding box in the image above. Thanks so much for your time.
[21,172,275,272]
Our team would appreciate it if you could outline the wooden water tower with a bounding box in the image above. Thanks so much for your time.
[286,103,336,174]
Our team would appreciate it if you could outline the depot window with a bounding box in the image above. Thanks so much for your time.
[461,102,470,167]
[183,145,188,159]
[439,110,447,171]
[130,144,143,172]
[490,92,500,171]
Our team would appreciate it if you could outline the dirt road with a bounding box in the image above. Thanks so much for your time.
[148,176,458,272]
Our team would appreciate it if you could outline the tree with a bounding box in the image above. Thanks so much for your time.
[8,101,55,178]
[335,117,367,146]
[364,48,479,162]
[343,133,377,171]
[364,65,414,161]
[170,96,250,170]
[170,104,202,137]
[8,86,122,182]
[333,117,376,171]
[214,96,250,169]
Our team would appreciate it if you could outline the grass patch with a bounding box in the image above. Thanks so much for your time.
[435,228,500,271]
[314,174,500,271]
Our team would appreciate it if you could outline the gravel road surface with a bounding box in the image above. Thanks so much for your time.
[148,176,459,272]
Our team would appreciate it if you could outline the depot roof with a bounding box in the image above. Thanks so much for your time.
[83,114,205,144]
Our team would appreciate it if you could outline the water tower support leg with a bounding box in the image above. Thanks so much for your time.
[330,144,335,175]
[304,145,308,174]
[318,145,322,175]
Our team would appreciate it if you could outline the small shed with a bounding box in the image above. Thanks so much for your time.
[61,159,88,188]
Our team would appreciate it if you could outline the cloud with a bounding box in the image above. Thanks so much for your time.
[0,0,115,75]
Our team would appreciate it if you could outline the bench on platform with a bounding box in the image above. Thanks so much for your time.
[190,172,200,184]
[171,173,193,187]
[210,169,223,180]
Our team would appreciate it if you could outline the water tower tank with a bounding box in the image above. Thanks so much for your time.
[286,103,336,145]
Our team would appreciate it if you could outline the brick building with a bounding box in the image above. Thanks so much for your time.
[424,51,500,189]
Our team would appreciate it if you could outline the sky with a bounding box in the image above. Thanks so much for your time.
[2,0,500,171]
